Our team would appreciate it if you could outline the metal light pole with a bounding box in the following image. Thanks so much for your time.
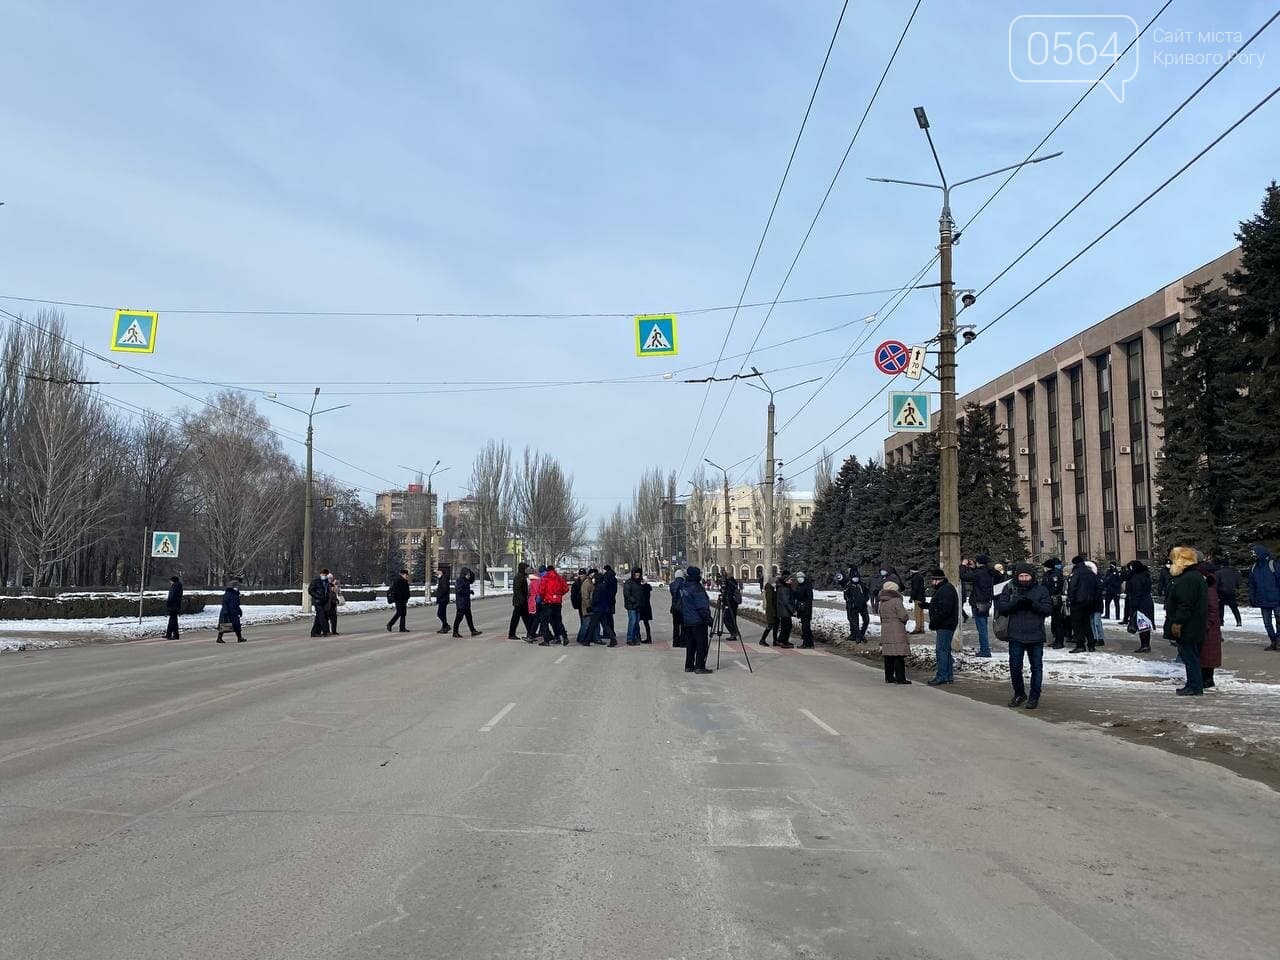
[267,388,350,611]
[742,369,821,584]
[705,457,751,579]
[869,106,1060,643]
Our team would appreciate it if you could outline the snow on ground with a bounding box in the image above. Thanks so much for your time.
[0,637,74,654]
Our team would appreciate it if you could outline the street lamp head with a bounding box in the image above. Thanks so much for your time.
[313,387,321,396]
[913,106,929,129]
[960,292,977,308]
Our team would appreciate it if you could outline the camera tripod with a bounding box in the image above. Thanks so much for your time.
[712,603,753,673]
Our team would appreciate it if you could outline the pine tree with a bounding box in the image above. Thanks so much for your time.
[957,404,1028,562]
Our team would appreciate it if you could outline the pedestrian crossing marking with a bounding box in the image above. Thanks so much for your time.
[634,313,679,357]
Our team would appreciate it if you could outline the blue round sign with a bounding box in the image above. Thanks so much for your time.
[874,339,910,375]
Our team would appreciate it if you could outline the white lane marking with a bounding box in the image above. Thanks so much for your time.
[798,708,840,736]
[479,702,517,733]
[733,660,750,671]
[554,654,568,664]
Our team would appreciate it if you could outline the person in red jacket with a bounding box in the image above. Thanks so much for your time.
[538,564,570,646]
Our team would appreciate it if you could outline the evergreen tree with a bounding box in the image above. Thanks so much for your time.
[957,404,1028,561]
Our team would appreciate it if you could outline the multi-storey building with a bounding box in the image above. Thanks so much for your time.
[687,485,816,581]
[884,248,1240,565]
[375,484,438,575]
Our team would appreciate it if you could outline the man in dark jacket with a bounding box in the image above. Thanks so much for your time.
[216,579,244,643]
[960,554,1002,658]
[995,562,1053,708]
[776,572,796,648]
[1067,556,1100,653]
[1248,544,1280,649]
[908,566,927,633]
[623,567,646,645]
[308,568,331,636]
[509,561,530,639]
[386,568,411,633]
[1121,560,1155,652]
[164,575,183,639]
[1042,558,1068,649]
[434,564,451,633]
[869,567,886,616]
[926,568,959,686]
[720,571,741,641]
[1157,562,1172,601]
[839,572,869,643]
[795,572,815,648]
[680,565,714,674]
[669,571,686,648]
[1102,563,1123,621]
[1213,561,1242,628]
[588,565,619,646]
[1165,547,1207,695]
[452,567,481,637]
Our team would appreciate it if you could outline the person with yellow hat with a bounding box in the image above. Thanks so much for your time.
[1164,546,1208,696]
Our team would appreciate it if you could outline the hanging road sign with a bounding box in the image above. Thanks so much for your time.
[635,314,679,357]
[904,345,927,380]
[888,391,930,433]
[111,309,159,354]
[150,530,180,558]
[873,339,910,375]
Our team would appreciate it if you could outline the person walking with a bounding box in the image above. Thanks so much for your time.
[509,561,531,640]
[776,572,797,649]
[908,566,927,634]
[1042,559,1068,649]
[623,567,646,645]
[536,563,569,646]
[840,571,870,644]
[164,574,183,639]
[995,562,1053,708]
[1067,556,1100,654]
[1214,561,1242,628]
[638,578,654,643]
[1164,547,1207,696]
[1197,561,1223,690]
[877,580,912,684]
[215,579,244,643]
[326,573,343,636]
[1102,563,1123,621]
[720,570,741,642]
[960,554,1001,658]
[669,569,686,648]
[795,572,815,648]
[386,568,411,633]
[434,564,451,633]
[760,574,779,646]
[681,565,713,674]
[1122,559,1155,652]
[588,565,619,646]
[309,567,331,637]
[1248,544,1280,650]
[926,568,959,686]
[452,567,481,637]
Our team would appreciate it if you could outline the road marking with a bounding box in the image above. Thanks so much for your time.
[707,805,800,847]
[798,708,840,736]
[733,660,750,671]
[479,702,517,733]
[554,654,568,664]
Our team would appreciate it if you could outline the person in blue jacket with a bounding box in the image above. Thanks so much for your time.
[680,565,713,674]
[1249,544,1280,650]
[216,579,244,644]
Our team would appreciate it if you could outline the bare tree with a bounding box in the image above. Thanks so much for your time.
[596,505,630,570]
[512,447,587,566]
[468,439,513,581]
[814,449,835,500]
[685,466,713,571]
[630,467,665,579]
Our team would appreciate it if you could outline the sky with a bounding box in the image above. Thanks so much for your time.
[2,0,1277,526]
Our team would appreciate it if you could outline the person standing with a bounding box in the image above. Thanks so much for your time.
[908,566,927,634]
[795,572,815,648]
[638,578,654,643]
[960,554,1001,658]
[776,572,797,649]
[1214,561,1242,628]
[1197,561,1223,690]
[926,568,959,686]
[525,567,544,643]
[1067,556,1100,654]
[760,574,779,646]
[509,561,530,640]
[452,567,481,637]
[669,570,686,648]
[536,563,569,646]
[1248,544,1280,650]
[869,567,886,617]
[1164,547,1207,696]
[577,568,597,645]
[1102,563,1123,621]
[1122,560,1155,653]
[995,562,1053,708]
[215,579,244,643]
[434,564,452,633]
[309,568,331,637]
[720,570,741,642]
[841,571,869,644]
[680,565,713,674]
[877,580,912,684]
[326,573,342,636]
[386,568,411,633]
[164,574,183,639]
[588,565,619,646]
[1157,561,1172,602]
[623,567,645,645]
[1042,559,1068,649]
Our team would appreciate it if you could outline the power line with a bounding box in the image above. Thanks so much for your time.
[675,0,853,484]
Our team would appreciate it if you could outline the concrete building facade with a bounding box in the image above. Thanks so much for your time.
[884,248,1241,565]
[375,484,439,575]
[688,485,817,581]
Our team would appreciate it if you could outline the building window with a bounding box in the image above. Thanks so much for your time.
[1158,319,1179,390]
[1002,396,1016,477]
[1069,366,1088,556]
[1096,352,1117,561]
[1126,339,1150,560]
[1024,388,1040,555]
[1045,375,1062,527]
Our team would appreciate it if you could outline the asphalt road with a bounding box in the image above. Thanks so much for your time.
[3,599,1278,960]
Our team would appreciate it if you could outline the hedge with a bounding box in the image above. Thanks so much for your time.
[0,596,208,620]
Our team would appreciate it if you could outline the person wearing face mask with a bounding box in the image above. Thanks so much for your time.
[838,571,869,644]
[869,567,886,616]
[795,572,815,648]
[775,572,796,649]
[995,562,1053,708]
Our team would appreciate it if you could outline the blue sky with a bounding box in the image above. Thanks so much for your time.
[2,0,1277,522]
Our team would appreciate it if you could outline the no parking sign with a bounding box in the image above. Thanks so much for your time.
[873,340,910,375]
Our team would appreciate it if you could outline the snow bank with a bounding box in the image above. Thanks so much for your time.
[0,637,73,654]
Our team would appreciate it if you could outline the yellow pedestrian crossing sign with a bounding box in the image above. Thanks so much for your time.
[151,531,180,558]
[634,314,678,358]
[889,391,930,433]
[111,310,159,354]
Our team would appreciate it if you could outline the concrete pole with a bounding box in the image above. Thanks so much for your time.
[302,419,314,613]
[764,400,776,582]
[938,197,962,652]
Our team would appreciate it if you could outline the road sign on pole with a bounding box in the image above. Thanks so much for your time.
[635,314,679,357]
[111,310,159,354]
[905,345,927,380]
[873,340,910,375]
[888,391,930,432]
[151,531,180,558]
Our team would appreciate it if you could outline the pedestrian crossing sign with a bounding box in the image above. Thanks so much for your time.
[888,391,930,433]
[634,314,678,358]
[151,531,180,558]
[111,309,159,354]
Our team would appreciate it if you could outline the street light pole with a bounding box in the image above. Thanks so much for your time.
[869,106,1060,645]
[705,457,751,580]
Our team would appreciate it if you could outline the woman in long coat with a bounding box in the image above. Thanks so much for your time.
[1197,562,1223,689]
[878,580,912,684]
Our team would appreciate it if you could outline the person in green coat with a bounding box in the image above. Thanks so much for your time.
[1164,546,1207,696]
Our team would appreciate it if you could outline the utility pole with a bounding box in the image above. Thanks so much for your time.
[705,457,750,579]
[869,105,1060,650]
